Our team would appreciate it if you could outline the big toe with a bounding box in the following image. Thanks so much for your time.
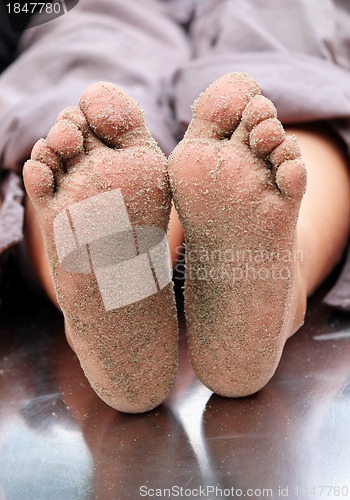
[79,81,152,148]
[186,72,261,140]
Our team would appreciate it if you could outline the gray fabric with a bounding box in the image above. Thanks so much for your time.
[173,0,350,152]
[0,172,24,252]
[1,0,350,308]
[0,0,191,166]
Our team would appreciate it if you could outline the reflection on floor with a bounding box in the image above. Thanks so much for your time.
[1,277,350,500]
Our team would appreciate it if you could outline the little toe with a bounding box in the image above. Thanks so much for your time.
[249,118,285,157]
[23,159,54,206]
[276,159,307,200]
[185,72,261,140]
[79,81,151,148]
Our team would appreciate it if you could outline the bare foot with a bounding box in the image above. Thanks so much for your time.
[23,82,178,413]
[169,73,307,397]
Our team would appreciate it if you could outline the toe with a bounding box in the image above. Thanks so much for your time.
[31,138,62,177]
[249,118,285,157]
[79,81,151,148]
[56,105,103,153]
[56,105,88,131]
[242,95,278,130]
[23,159,54,206]
[269,135,301,167]
[276,159,307,200]
[185,72,261,140]
[46,119,85,160]
[233,95,278,143]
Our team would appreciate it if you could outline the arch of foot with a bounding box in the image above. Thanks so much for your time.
[53,189,172,311]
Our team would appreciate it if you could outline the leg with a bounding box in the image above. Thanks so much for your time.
[169,72,350,397]
[287,123,350,297]
[168,204,185,266]
[25,195,59,308]
[286,123,350,334]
